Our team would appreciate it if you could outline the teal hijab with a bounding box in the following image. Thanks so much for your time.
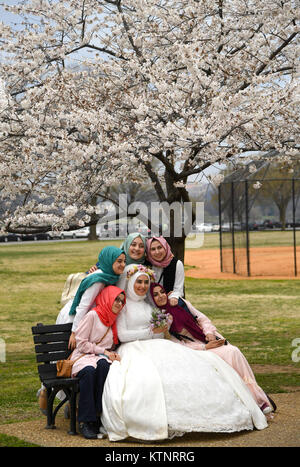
[69,246,124,315]
[121,232,147,265]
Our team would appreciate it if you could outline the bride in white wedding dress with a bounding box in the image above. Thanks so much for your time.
[101,265,268,441]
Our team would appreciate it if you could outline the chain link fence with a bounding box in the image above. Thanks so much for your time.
[219,171,300,277]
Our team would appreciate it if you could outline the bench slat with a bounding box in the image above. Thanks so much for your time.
[36,351,71,363]
[37,363,58,380]
[33,332,71,344]
[35,342,70,353]
[32,323,72,334]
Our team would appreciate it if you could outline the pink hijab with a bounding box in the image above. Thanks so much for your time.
[146,236,174,268]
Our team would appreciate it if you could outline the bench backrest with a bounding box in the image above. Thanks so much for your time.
[32,323,73,382]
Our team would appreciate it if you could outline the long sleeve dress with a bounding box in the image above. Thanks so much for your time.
[116,299,164,343]
[71,310,115,377]
[53,271,106,401]
[56,270,105,332]
[167,298,271,410]
[101,282,268,441]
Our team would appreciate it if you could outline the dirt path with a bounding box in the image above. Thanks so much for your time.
[0,392,299,447]
[184,247,300,279]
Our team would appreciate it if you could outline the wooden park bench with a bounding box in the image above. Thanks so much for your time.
[31,322,79,435]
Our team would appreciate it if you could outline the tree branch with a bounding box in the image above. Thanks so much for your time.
[138,157,167,202]
[239,31,298,91]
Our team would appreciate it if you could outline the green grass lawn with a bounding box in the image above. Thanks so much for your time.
[186,229,300,250]
[0,239,299,437]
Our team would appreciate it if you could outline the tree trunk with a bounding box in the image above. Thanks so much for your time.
[163,169,190,263]
[165,234,186,263]
[278,204,287,231]
[88,223,98,240]
[88,195,99,240]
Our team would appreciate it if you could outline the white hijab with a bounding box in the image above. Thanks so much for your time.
[122,265,154,319]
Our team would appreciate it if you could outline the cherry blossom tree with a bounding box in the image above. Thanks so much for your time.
[0,0,299,259]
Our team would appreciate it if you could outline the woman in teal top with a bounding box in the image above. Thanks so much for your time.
[37,246,126,411]
[86,233,149,298]
[56,246,126,349]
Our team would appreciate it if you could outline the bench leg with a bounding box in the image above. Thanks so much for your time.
[68,389,78,435]
[43,383,79,434]
[45,387,56,430]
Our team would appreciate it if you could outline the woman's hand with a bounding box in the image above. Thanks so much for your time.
[88,264,98,274]
[68,332,76,350]
[167,291,178,307]
[152,324,168,334]
[205,333,216,342]
[104,350,121,362]
[205,339,225,350]
[168,297,178,306]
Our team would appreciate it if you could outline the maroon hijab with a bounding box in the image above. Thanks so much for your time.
[149,283,206,342]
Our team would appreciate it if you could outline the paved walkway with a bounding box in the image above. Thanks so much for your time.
[0,393,299,447]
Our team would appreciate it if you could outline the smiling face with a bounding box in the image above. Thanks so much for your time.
[111,293,126,314]
[112,254,126,275]
[128,236,145,261]
[149,240,167,263]
[152,285,168,307]
[134,274,150,296]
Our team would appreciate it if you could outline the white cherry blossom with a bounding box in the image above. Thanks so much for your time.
[0,0,298,248]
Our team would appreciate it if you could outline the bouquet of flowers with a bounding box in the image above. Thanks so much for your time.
[150,307,172,331]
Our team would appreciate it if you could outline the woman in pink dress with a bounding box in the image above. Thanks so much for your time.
[150,283,276,416]
[71,285,126,439]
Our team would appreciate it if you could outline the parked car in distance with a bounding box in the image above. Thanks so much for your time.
[258,219,274,229]
[196,223,213,232]
[286,221,300,228]
[221,222,230,231]
[257,220,283,230]
[98,223,127,238]
[50,231,74,239]
[248,222,259,230]
[51,228,90,239]
[73,228,90,238]
[21,232,53,241]
[136,225,151,236]
[0,233,22,242]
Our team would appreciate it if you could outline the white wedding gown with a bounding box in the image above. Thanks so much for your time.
[101,339,268,441]
[101,266,268,442]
